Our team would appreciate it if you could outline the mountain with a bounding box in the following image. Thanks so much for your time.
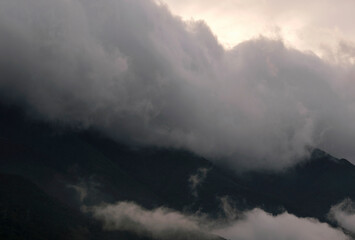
[1,103,355,239]
[0,173,148,240]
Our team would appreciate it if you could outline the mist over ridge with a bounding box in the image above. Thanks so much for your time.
[1,0,355,170]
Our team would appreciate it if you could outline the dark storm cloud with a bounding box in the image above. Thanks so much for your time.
[0,0,355,170]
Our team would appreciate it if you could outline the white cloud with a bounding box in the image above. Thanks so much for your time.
[216,209,349,240]
[88,201,350,240]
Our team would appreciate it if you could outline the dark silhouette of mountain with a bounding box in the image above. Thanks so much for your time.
[0,173,155,240]
[238,149,355,221]
[1,103,355,239]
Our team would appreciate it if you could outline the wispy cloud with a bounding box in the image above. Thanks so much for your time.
[67,177,100,203]
[86,201,218,240]
[189,167,209,197]
[329,198,355,234]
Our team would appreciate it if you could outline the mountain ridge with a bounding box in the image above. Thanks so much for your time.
[1,103,355,239]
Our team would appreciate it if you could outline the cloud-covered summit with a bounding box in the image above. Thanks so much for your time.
[0,0,355,170]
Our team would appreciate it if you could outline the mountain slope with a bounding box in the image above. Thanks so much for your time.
[0,173,155,240]
[1,103,355,238]
[240,149,355,221]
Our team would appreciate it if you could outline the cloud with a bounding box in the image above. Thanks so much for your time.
[67,177,100,203]
[88,201,349,240]
[0,0,355,170]
[215,209,349,240]
[219,196,239,220]
[87,201,217,240]
[189,167,209,197]
[68,184,88,203]
[329,198,355,234]
[163,0,355,60]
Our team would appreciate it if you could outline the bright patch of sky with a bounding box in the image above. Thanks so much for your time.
[162,0,355,63]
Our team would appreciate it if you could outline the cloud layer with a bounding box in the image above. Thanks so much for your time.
[89,201,349,240]
[216,209,349,240]
[0,0,355,170]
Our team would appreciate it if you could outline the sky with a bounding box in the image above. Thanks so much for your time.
[0,0,355,171]
[162,0,355,63]
[1,0,355,238]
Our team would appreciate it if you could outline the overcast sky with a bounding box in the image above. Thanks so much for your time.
[0,0,355,170]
